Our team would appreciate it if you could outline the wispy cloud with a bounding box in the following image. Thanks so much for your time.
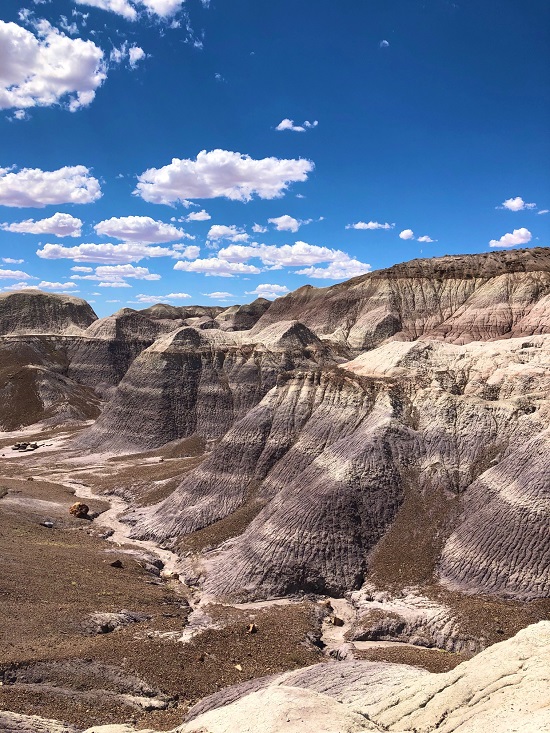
[275,119,318,132]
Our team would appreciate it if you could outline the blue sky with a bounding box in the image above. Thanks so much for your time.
[0,0,548,316]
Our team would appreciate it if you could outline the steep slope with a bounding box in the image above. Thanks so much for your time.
[0,290,97,336]
[132,335,549,601]
[77,321,339,453]
[253,247,550,349]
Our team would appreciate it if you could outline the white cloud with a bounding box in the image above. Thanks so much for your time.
[94,215,186,243]
[2,257,24,264]
[128,45,145,67]
[399,229,414,240]
[500,197,536,212]
[37,280,77,289]
[74,0,186,20]
[1,212,82,237]
[346,221,394,230]
[202,291,234,299]
[379,40,390,48]
[295,258,371,280]
[0,165,101,208]
[417,235,436,243]
[71,265,93,272]
[135,149,314,204]
[252,223,268,233]
[110,42,146,68]
[134,291,191,303]
[174,258,261,277]
[0,268,33,279]
[2,282,40,292]
[207,224,249,243]
[489,228,532,248]
[217,241,353,268]
[245,283,289,299]
[71,264,161,286]
[537,209,549,215]
[186,209,211,222]
[268,215,302,232]
[275,119,318,132]
[37,242,199,264]
[0,20,106,112]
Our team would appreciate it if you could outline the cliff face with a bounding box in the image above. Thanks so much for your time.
[77,321,341,453]
[134,334,549,601]
[253,248,550,350]
[0,290,97,336]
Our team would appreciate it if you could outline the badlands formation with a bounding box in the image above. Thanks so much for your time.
[0,247,549,732]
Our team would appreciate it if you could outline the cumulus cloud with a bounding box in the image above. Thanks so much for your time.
[174,258,261,277]
[1,212,82,237]
[128,45,145,67]
[0,268,33,280]
[134,291,191,303]
[417,235,436,243]
[206,224,249,243]
[268,215,304,233]
[37,242,199,264]
[71,265,93,272]
[295,258,371,280]
[186,209,211,222]
[36,280,77,290]
[94,215,186,243]
[135,149,314,204]
[246,283,289,299]
[399,229,414,240]
[217,241,352,268]
[71,264,161,287]
[379,39,390,48]
[2,257,24,264]
[489,228,532,248]
[346,221,394,230]
[500,197,536,212]
[252,223,268,233]
[75,0,186,19]
[275,119,318,132]
[0,165,101,207]
[202,291,234,299]
[0,20,106,112]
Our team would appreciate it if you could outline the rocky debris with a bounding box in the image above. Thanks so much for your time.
[0,711,79,732]
[252,247,550,350]
[0,290,97,337]
[82,610,151,635]
[69,502,90,519]
[177,621,550,733]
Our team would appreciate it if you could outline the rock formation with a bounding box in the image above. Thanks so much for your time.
[0,290,97,336]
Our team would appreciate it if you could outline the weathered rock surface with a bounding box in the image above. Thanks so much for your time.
[178,621,550,733]
[253,247,550,350]
[77,321,338,453]
[133,335,549,601]
[0,291,97,336]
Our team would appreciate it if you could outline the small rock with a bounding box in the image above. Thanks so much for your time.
[27,476,34,481]
[69,501,90,519]
[40,521,54,528]
[246,623,257,634]
[234,663,243,672]
[109,559,124,568]
[330,615,345,627]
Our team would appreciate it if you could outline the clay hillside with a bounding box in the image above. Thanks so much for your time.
[0,248,548,733]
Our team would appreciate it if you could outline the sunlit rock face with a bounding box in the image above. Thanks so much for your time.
[252,247,550,350]
[0,290,97,336]
[75,320,341,453]
[134,334,549,602]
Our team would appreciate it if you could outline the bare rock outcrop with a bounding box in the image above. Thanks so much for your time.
[178,621,550,733]
[76,321,337,453]
[0,290,97,336]
[132,335,549,601]
[253,247,550,350]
